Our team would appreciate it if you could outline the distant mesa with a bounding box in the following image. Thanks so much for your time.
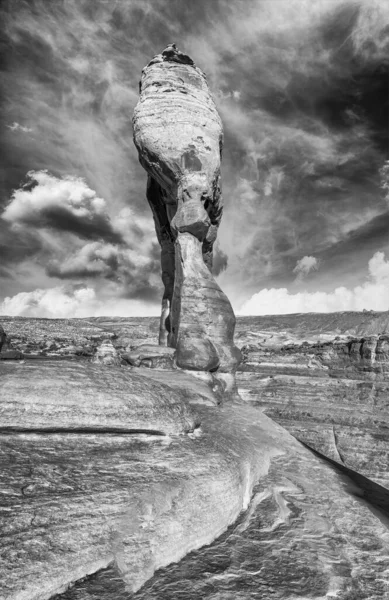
[133,45,241,393]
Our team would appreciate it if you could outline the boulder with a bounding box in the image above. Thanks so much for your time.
[91,340,121,366]
[0,324,24,359]
[124,344,176,369]
[176,336,219,371]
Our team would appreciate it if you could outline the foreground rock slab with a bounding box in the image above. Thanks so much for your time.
[0,361,197,435]
[2,314,389,599]
[2,377,389,599]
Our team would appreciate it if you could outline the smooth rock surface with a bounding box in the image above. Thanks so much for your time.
[172,233,241,372]
[21,405,389,600]
[0,361,197,434]
[0,396,280,600]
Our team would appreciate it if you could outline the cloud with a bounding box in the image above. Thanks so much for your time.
[6,122,33,133]
[3,171,122,242]
[239,251,389,315]
[0,172,162,304]
[46,242,121,279]
[0,285,159,318]
[46,240,161,302]
[213,243,228,276]
[1,0,389,313]
[380,160,389,203]
[293,255,319,282]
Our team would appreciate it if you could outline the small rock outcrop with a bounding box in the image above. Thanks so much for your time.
[91,340,121,366]
[124,344,176,369]
[0,323,24,360]
[133,45,241,382]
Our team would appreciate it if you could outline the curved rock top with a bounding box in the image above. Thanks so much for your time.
[146,43,196,67]
[133,44,222,202]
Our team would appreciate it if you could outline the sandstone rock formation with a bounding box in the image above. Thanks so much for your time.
[0,322,24,360]
[91,340,121,366]
[0,360,197,435]
[235,313,389,492]
[2,315,389,599]
[133,45,241,377]
[0,323,6,351]
[124,344,176,369]
[5,402,389,600]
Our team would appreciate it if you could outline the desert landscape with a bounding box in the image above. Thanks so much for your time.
[1,2,388,599]
[1,311,389,599]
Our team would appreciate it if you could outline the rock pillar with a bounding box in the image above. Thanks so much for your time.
[133,44,241,382]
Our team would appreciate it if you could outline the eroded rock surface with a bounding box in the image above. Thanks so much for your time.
[2,314,389,599]
[132,45,240,376]
[91,340,121,366]
[235,313,389,489]
[0,324,6,351]
[0,361,197,434]
[9,405,389,600]
[124,344,176,369]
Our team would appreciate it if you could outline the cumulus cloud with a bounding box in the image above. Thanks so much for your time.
[0,286,159,318]
[239,251,389,315]
[2,170,122,242]
[47,242,121,279]
[46,241,161,301]
[293,256,319,282]
[0,171,162,304]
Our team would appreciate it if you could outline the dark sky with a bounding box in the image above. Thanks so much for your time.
[0,0,388,316]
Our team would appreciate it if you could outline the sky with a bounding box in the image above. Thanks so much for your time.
[0,0,388,317]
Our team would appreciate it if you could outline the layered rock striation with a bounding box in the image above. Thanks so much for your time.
[2,315,389,599]
[0,360,198,434]
[133,45,240,379]
[235,313,389,490]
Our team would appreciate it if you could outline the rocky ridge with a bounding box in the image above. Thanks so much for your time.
[236,313,389,491]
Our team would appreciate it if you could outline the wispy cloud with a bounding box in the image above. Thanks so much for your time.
[0,0,388,314]
[6,122,33,133]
